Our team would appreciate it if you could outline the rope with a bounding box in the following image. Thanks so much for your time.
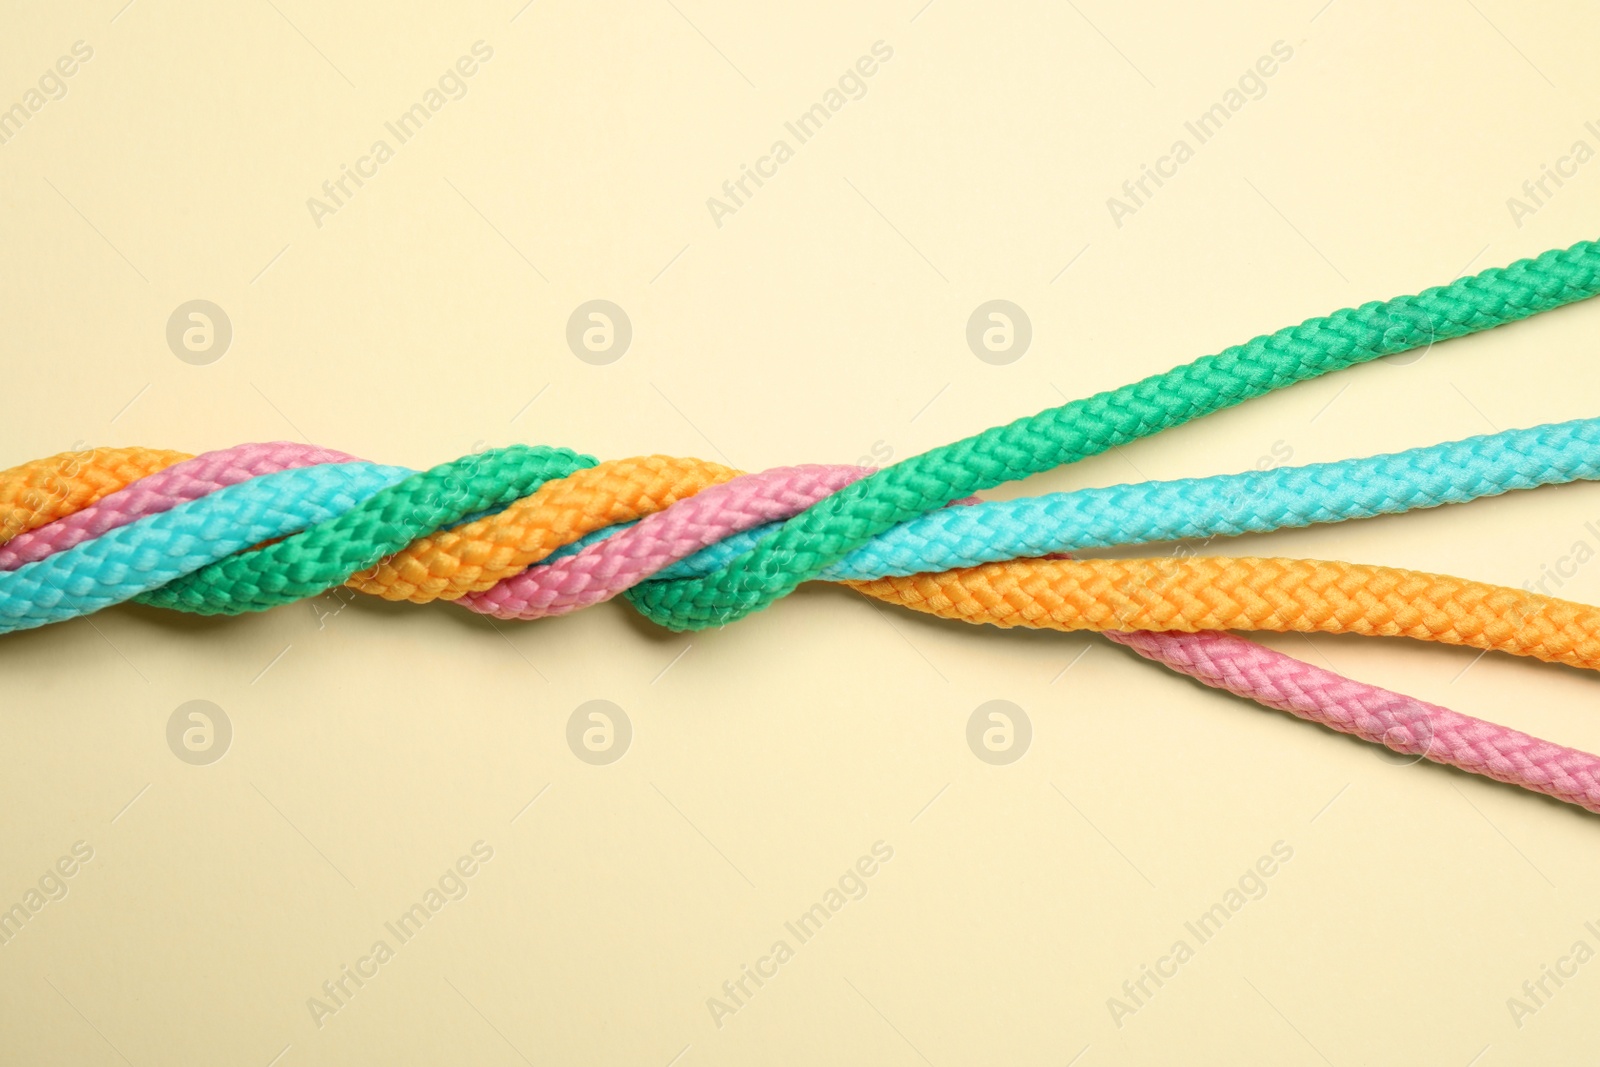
[461,463,869,620]
[5,442,1600,816]
[1105,630,1600,814]
[0,464,411,632]
[626,238,1600,630]
[9,239,1599,625]
[10,418,1598,635]
[6,238,1600,815]
[846,556,1600,670]
[0,446,190,545]
[651,416,1600,582]
[0,442,359,570]
[344,455,737,603]
[138,445,597,615]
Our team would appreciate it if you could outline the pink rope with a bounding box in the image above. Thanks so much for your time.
[1105,629,1600,813]
[0,442,359,571]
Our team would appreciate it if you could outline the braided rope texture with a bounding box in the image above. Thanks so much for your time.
[1106,630,1600,814]
[6,238,1600,815]
[654,416,1600,582]
[6,443,1600,818]
[139,446,597,615]
[0,442,359,571]
[345,455,738,603]
[625,238,1600,629]
[848,557,1600,670]
[6,420,1600,650]
[6,240,1597,627]
[0,446,190,544]
[11,414,1600,627]
[461,464,870,620]
[0,464,410,631]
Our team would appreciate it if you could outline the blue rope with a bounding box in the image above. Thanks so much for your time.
[645,417,1600,580]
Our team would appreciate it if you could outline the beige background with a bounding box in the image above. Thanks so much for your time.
[3,0,1600,1063]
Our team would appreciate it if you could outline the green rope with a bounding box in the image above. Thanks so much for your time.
[625,238,1600,630]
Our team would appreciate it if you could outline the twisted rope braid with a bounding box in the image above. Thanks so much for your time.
[344,455,738,603]
[7,238,1600,815]
[9,417,1598,633]
[6,442,1600,816]
[139,445,596,615]
[0,442,359,570]
[650,416,1600,583]
[0,446,190,545]
[0,464,411,632]
[625,238,1600,630]
[10,240,1597,624]
[130,453,732,614]
[459,464,871,620]
[14,414,1600,622]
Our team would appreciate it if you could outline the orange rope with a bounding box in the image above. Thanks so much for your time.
[0,446,190,545]
[845,556,1600,671]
